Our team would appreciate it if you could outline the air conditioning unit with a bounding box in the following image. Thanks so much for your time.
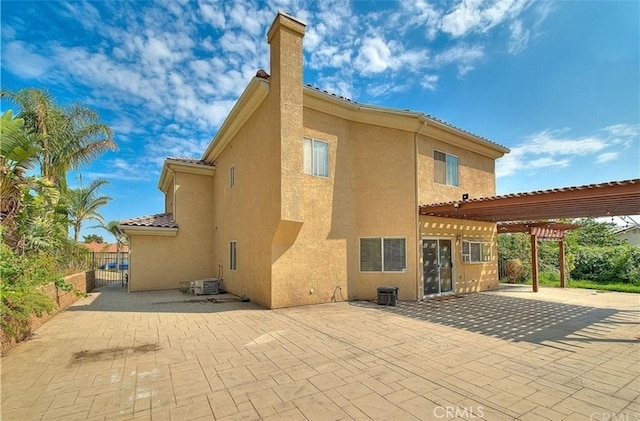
[193,278,220,295]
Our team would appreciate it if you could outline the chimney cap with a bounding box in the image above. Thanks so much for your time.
[267,11,306,43]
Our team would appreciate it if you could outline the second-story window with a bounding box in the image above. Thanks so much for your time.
[434,150,459,186]
[303,137,329,177]
[229,164,235,188]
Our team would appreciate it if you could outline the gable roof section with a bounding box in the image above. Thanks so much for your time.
[303,84,509,158]
[158,156,216,193]
[420,179,640,222]
[200,72,509,163]
[201,77,270,162]
[119,213,178,236]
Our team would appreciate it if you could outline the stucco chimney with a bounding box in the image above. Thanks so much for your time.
[267,12,306,227]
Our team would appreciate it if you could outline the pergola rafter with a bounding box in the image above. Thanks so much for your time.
[419,179,640,292]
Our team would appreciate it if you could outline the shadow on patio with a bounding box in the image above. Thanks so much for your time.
[352,293,639,346]
[67,284,263,313]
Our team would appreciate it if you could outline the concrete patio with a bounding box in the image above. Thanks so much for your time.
[1,284,638,420]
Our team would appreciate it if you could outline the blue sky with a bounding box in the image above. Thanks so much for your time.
[1,0,639,241]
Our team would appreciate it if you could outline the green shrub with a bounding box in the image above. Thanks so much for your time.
[539,271,560,284]
[571,245,640,284]
[0,244,59,342]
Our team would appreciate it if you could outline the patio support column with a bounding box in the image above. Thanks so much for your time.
[559,239,566,288]
[531,233,539,292]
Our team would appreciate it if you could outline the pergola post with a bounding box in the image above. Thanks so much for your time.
[531,233,539,292]
[559,239,566,288]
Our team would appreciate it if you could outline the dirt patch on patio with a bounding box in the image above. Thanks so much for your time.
[71,343,160,363]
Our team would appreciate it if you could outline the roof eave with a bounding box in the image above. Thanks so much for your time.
[158,159,216,193]
[303,86,509,158]
[201,77,270,162]
[118,225,179,237]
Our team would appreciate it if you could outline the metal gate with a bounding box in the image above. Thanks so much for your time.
[93,252,129,287]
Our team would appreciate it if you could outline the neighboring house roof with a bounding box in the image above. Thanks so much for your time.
[120,213,178,228]
[615,225,640,235]
[82,242,129,253]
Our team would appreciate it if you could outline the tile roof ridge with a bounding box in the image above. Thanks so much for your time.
[166,157,214,166]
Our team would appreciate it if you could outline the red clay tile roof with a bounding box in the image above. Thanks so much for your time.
[82,242,129,253]
[120,213,178,228]
[166,157,214,166]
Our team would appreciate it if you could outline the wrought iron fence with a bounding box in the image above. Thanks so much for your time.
[92,252,128,286]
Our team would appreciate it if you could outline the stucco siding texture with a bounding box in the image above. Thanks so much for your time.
[420,216,499,294]
[211,101,277,309]
[128,172,215,291]
[417,130,496,205]
[351,122,418,301]
[269,109,419,306]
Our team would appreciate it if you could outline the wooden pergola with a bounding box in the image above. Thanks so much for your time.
[419,179,640,292]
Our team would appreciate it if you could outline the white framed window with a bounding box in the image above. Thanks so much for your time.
[229,165,235,188]
[360,237,406,272]
[303,137,329,177]
[434,150,459,186]
[462,240,492,263]
[229,241,237,271]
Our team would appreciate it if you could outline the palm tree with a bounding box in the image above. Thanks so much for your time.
[0,110,40,248]
[0,88,117,188]
[0,111,39,215]
[67,178,111,242]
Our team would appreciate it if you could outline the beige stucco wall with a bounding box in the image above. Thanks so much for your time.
[420,216,499,294]
[268,106,501,306]
[210,94,286,308]
[417,126,497,205]
[128,171,215,291]
[164,178,175,214]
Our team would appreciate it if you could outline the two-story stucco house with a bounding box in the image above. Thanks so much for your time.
[119,12,509,309]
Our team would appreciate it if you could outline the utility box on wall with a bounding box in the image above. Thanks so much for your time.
[377,286,399,306]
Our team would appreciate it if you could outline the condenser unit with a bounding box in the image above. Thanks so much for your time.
[192,278,220,295]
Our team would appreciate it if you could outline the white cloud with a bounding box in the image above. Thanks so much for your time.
[2,41,51,78]
[596,152,619,164]
[199,2,226,29]
[421,74,439,90]
[435,44,485,76]
[0,0,559,167]
[604,123,639,138]
[508,19,530,54]
[355,37,394,74]
[497,126,629,178]
[441,0,484,38]
[441,0,531,38]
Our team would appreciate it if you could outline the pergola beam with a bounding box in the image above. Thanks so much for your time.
[420,179,640,222]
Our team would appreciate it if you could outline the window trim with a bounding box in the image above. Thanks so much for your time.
[229,164,235,188]
[303,137,329,178]
[229,241,237,271]
[433,149,459,187]
[462,240,492,263]
[359,237,407,273]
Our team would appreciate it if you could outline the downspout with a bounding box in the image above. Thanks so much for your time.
[414,117,428,300]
